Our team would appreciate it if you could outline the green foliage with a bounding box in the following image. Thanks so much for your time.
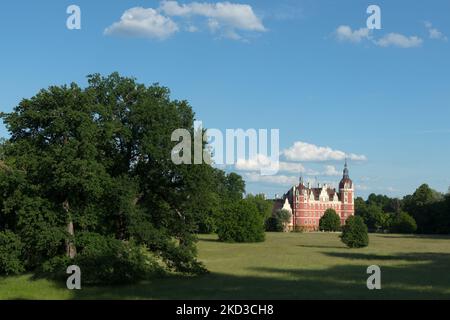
[390,212,417,234]
[75,233,160,284]
[356,202,383,231]
[223,173,245,202]
[40,255,72,279]
[217,200,265,243]
[41,232,162,284]
[0,73,245,280]
[266,209,291,232]
[367,193,400,213]
[192,170,246,234]
[319,209,341,232]
[356,196,397,232]
[402,184,449,234]
[356,185,450,235]
[0,230,25,275]
[246,194,273,219]
[378,211,394,231]
[341,216,369,248]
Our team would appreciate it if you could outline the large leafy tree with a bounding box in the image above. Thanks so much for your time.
[0,73,230,277]
[1,83,107,265]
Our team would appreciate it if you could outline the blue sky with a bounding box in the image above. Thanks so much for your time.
[0,0,449,199]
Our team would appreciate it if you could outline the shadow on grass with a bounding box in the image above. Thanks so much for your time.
[64,251,450,300]
[297,244,346,249]
[376,234,450,240]
[196,238,221,243]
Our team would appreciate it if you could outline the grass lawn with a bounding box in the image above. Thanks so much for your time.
[1,232,450,299]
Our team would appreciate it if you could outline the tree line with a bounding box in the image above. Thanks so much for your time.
[355,184,450,234]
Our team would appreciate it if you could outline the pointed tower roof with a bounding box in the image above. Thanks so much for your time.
[343,158,349,179]
[339,159,353,189]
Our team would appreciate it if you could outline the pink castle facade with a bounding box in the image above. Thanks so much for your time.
[279,162,354,231]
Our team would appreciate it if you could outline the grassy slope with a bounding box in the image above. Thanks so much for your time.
[1,232,450,299]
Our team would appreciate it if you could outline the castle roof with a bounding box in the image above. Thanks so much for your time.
[338,159,353,189]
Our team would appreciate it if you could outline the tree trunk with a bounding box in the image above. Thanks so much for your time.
[63,199,77,258]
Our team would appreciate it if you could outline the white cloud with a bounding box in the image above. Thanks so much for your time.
[104,7,178,39]
[335,25,370,43]
[160,1,266,32]
[279,162,306,173]
[424,21,448,41]
[235,154,343,176]
[375,33,423,48]
[244,172,298,186]
[323,165,341,176]
[106,2,265,41]
[160,1,265,40]
[207,18,220,31]
[235,154,278,171]
[334,25,424,49]
[283,141,367,162]
[186,25,199,32]
[235,154,305,174]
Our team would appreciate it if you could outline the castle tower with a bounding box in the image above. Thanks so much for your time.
[339,159,354,224]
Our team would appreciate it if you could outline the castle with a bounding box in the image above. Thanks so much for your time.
[275,161,354,231]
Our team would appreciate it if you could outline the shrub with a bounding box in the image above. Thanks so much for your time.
[341,216,369,248]
[390,212,417,234]
[265,217,280,232]
[40,255,72,280]
[266,209,292,232]
[72,232,160,285]
[319,209,341,232]
[161,241,208,275]
[0,230,25,275]
[217,200,265,243]
[39,233,164,284]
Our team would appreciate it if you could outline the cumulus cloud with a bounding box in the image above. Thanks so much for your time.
[424,21,448,41]
[334,25,424,49]
[105,1,267,41]
[283,141,367,162]
[235,154,342,176]
[335,25,370,43]
[104,7,178,40]
[235,154,304,174]
[235,154,279,171]
[160,1,266,32]
[374,33,423,48]
[244,172,298,186]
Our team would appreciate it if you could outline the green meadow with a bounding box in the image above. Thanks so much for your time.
[1,232,450,300]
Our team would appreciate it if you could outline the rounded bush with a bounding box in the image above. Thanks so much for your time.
[319,209,341,232]
[0,230,25,275]
[341,216,369,248]
[218,200,265,243]
[390,212,417,234]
